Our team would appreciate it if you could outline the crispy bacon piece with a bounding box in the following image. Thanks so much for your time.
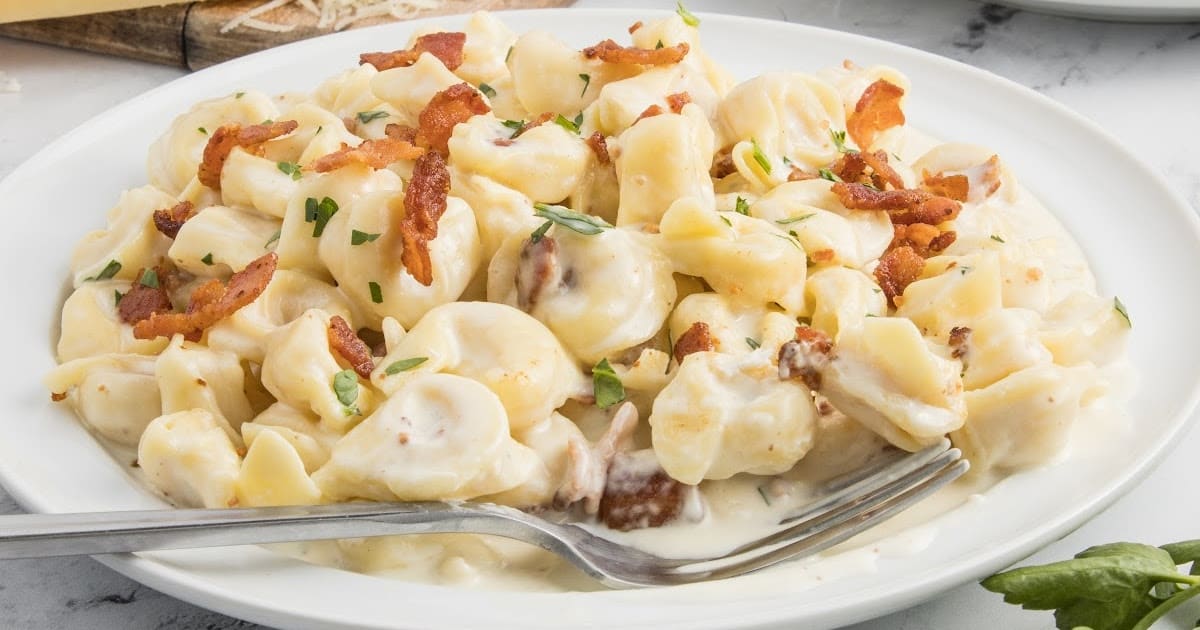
[198,120,298,190]
[788,167,818,181]
[634,104,663,122]
[117,272,174,325]
[311,137,425,173]
[860,150,905,190]
[847,79,905,151]
[665,91,692,114]
[892,223,957,258]
[778,326,835,390]
[585,131,611,165]
[515,235,562,311]
[711,151,736,179]
[133,253,277,342]
[832,150,904,190]
[556,401,639,513]
[874,245,925,306]
[582,39,690,66]
[328,315,375,379]
[948,326,972,360]
[832,182,961,225]
[598,450,690,531]
[359,32,467,71]
[979,155,1004,197]
[152,201,196,239]
[672,321,716,364]
[384,123,419,143]
[922,171,970,202]
[628,20,644,34]
[395,151,450,286]
[414,82,491,155]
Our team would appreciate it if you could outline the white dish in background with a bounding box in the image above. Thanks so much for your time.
[0,8,1198,630]
[987,0,1200,21]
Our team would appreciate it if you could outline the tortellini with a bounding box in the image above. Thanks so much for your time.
[46,354,161,446]
[669,292,796,358]
[71,185,176,287]
[138,409,242,509]
[169,205,281,276]
[57,281,169,362]
[156,336,256,444]
[613,105,715,226]
[448,116,592,204]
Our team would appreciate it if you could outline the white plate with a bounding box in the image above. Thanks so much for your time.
[1,9,1198,630]
[989,0,1200,21]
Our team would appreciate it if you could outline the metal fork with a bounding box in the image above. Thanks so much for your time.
[0,440,967,588]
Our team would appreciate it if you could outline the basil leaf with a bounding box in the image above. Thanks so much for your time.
[592,358,625,409]
[533,203,611,236]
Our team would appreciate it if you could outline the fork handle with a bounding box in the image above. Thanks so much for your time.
[0,502,515,559]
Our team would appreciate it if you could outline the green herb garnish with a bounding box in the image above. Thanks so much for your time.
[756,485,772,505]
[331,369,360,415]
[655,40,664,49]
[1114,296,1132,328]
[745,337,761,350]
[384,357,428,375]
[356,110,389,124]
[235,91,245,99]
[719,215,733,227]
[982,540,1200,630]
[500,118,525,138]
[775,233,802,251]
[351,230,381,245]
[750,138,772,174]
[592,358,626,409]
[830,129,857,154]
[138,269,159,288]
[676,1,700,26]
[368,281,383,304]
[277,161,302,181]
[87,260,122,282]
[533,203,611,236]
[818,168,844,183]
[200,252,214,266]
[198,127,208,135]
[990,234,1006,243]
[777,214,815,225]
[310,196,339,237]
[734,196,750,216]
[529,220,552,244]
[553,113,581,134]
[265,230,281,249]
[478,83,497,98]
[114,290,124,304]
[578,73,591,97]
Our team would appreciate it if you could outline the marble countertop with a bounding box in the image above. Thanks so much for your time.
[1,1,1198,628]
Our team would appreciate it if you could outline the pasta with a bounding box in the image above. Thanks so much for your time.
[46,8,1131,590]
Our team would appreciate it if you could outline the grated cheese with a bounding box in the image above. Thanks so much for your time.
[0,71,20,93]
[221,0,443,34]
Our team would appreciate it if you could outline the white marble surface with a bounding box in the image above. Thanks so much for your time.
[1,1,1198,628]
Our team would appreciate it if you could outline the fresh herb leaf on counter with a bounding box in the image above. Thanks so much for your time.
[534,203,611,235]
[592,358,625,409]
[981,540,1200,630]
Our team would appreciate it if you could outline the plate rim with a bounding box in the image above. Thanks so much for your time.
[2,7,1199,630]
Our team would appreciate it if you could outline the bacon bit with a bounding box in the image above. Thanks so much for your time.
[948,326,972,360]
[628,20,643,33]
[133,253,277,342]
[665,91,691,114]
[395,151,450,286]
[414,82,491,156]
[359,32,467,71]
[582,39,690,66]
[860,150,905,190]
[384,123,418,143]
[832,182,961,225]
[874,246,925,306]
[598,450,689,531]
[673,321,716,364]
[118,275,174,325]
[515,235,561,311]
[847,79,905,151]
[198,120,298,190]
[152,201,196,239]
[979,155,1003,197]
[311,137,425,173]
[634,104,664,122]
[711,151,736,179]
[778,326,835,390]
[811,249,836,264]
[492,138,515,147]
[556,402,639,513]
[51,392,67,402]
[832,151,904,190]
[891,223,956,258]
[585,131,611,165]
[922,171,970,202]
[788,167,818,181]
[328,315,375,379]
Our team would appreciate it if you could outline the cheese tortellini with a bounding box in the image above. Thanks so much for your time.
[47,10,1131,588]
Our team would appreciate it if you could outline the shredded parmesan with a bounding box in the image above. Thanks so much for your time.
[0,71,20,93]
[222,0,443,33]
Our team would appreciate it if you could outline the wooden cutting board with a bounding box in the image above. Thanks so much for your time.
[0,0,573,70]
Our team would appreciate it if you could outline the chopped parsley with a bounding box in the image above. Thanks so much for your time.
[331,369,360,416]
[200,252,214,266]
[114,290,124,304]
[959,265,973,275]
[578,73,591,97]
[87,259,122,282]
[368,281,383,304]
[500,118,525,138]
[830,129,857,154]
[750,138,772,174]
[197,127,207,135]
[818,168,844,183]
[553,113,583,134]
[355,110,389,125]
[655,39,664,49]
[734,196,750,216]
[351,230,381,245]
[505,46,514,63]
[306,196,339,237]
[775,233,802,251]
[719,215,733,227]
[676,1,701,26]
[533,202,611,235]
[990,234,1006,243]
[235,91,245,99]
[477,83,497,98]
[138,268,159,288]
[745,337,761,350]
[777,214,815,224]
[264,229,281,249]
[277,161,302,181]
[1114,296,1131,328]
[592,358,626,409]
[384,357,428,375]
[529,220,553,244]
